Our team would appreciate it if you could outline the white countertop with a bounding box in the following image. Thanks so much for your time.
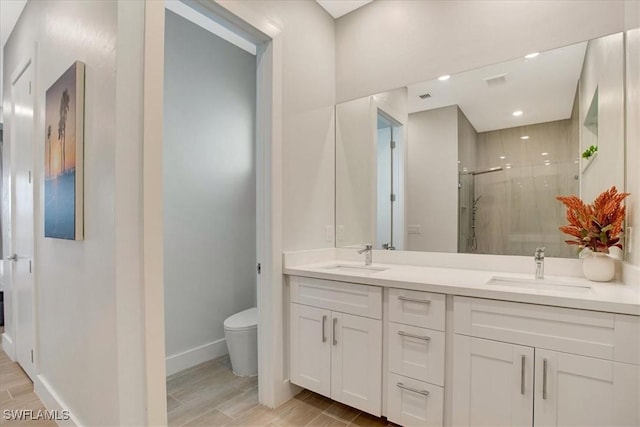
[284,261,640,316]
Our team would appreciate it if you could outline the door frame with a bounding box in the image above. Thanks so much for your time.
[142,1,287,423]
[5,51,38,378]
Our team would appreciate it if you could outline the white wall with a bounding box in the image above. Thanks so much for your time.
[221,1,335,252]
[2,1,121,425]
[335,0,626,103]
[579,33,625,202]
[406,106,459,252]
[163,10,257,372]
[336,96,374,247]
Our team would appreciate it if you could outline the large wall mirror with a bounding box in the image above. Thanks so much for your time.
[336,32,628,258]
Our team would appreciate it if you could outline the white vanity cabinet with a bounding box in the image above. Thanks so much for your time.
[386,289,446,427]
[452,296,640,427]
[289,276,383,415]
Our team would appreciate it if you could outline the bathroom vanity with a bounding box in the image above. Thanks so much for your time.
[284,259,640,427]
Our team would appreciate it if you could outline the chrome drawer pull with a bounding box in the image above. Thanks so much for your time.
[398,331,431,341]
[333,317,338,346]
[322,315,327,343]
[396,382,430,397]
[520,355,525,395]
[398,295,431,304]
[542,359,548,400]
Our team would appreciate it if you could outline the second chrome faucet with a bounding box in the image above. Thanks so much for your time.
[358,244,373,266]
[535,247,545,279]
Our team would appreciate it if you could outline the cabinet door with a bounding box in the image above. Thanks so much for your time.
[452,335,534,426]
[534,349,640,427]
[290,303,331,397]
[331,312,382,415]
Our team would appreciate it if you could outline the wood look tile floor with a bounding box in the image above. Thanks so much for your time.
[0,332,55,426]
[167,356,397,427]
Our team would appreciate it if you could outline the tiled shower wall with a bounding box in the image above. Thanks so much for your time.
[470,111,579,258]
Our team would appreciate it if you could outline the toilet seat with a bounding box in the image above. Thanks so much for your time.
[224,307,257,332]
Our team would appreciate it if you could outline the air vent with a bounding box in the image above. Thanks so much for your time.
[418,93,432,99]
[484,73,508,87]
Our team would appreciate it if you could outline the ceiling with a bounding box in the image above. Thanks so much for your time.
[1,0,26,47]
[1,0,28,123]
[407,41,588,132]
[316,0,372,19]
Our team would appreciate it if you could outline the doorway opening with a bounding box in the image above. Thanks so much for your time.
[162,2,261,424]
[376,110,404,251]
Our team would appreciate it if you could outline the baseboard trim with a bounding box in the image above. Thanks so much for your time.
[1,333,15,360]
[34,375,82,427]
[166,337,228,376]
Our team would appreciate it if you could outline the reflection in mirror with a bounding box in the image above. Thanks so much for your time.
[336,88,408,250]
[335,33,625,258]
[376,111,403,250]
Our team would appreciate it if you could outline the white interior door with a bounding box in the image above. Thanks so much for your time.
[452,335,534,427]
[534,349,640,427]
[330,312,382,415]
[11,60,35,380]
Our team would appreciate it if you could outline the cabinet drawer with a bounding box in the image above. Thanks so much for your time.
[290,276,382,319]
[387,372,444,427]
[389,289,445,330]
[388,322,445,386]
[454,296,640,364]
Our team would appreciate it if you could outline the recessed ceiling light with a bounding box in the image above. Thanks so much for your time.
[506,164,512,169]
[512,110,523,117]
[500,155,506,160]
[520,135,529,140]
[525,52,540,59]
[438,75,450,81]
[541,152,548,156]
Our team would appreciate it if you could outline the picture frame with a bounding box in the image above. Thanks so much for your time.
[44,61,85,240]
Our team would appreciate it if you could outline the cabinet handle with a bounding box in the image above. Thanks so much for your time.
[542,358,548,400]
[322,315,327,343]
[398,295,431,304]
[396,382,430,397]
[332,317,337,346]
[398,331,431,341]
[520,355,525,395]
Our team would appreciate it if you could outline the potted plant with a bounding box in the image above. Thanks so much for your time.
[556,186,630,282]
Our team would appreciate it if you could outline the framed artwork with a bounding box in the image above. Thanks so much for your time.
[44,61,85,240]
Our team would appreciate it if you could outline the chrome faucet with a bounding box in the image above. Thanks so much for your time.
[358,244,373,266]
[534,247,545,279]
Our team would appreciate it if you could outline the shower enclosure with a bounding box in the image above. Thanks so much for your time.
[458,167,503,253]
[376,111,404,250]
[459,161,578,257]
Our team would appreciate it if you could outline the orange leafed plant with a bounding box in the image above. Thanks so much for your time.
[556,186,630,253]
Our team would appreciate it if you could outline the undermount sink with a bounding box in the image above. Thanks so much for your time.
[486,276,591,292]
[322,264,389,275]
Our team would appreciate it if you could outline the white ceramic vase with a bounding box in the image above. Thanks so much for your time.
[582,252,615,282]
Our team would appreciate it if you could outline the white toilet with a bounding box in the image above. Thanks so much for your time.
[224,307,258,377]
